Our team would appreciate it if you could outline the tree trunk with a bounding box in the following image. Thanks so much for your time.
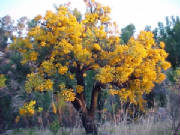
[72,99,98,134]
[81,112,98,135]
[72,82,102,134]
[72,65,102,134]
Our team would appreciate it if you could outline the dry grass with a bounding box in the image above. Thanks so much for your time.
[99,118,172,135]
[5,115,174,135]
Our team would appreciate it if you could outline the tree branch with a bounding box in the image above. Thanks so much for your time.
[75,63,87,112]
[89,82,102,116]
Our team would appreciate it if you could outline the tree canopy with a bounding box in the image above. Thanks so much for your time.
[120,23,135,44]
[9,0,171,134]
[153,16,180,68]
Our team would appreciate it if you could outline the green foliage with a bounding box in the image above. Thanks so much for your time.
[153,16,180,68]
[34,91,52,111]
[0,52,30,84]
[57,93,66,109]
[167,67,180,83]
[84,70,96,107]
[9,52,30,82]
[0,93,14,129]
[49,119,60,134]
[73,8,82,22]
[120,24,136,44]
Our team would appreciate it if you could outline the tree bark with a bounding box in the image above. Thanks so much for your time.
[72,63,102,134]
[71,82,102,134]
[89,82,101,116]
[81,112,98,134]
[72,98,98,134]
[83,82,101,134]
[76,63,86,111]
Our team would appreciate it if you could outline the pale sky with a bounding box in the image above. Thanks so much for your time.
[0,0,179,32]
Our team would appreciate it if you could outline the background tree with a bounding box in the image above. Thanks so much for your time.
[120,23,135,44]
[0,16,14,50]
[153,16,180,68]
[72,8,82,22]
[0,16,15,130]
[0,16,33,131]
[10,0,171,134]
[166,68,180,135]
[144,25,151,32]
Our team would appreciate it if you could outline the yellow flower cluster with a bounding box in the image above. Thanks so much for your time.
[93,43,101,51]
[61,89,76,101]
[90,64,100,70]
[115,67,133,83]
[30,51,38,61]
[45,79,54,90]
[161,61,171,70]
[109,88,133,103]
[41,60,56,75]
[84,13,98,23]
[25,73,53,93]
[138,31,155,49]
[83,1,111,25]
[19,100,36,116]
[94,26,107,39]
[76,85,84,94]
[119,89,133,102]
[96,66,115,83]
[28,26,41,37]
[36,79,53,91]
[34,15,42,21]
[73,44,92,64]
[102,6,111,14]
[100,16,110,23]
[156,73,166,84]
[83,73,87,77]
[51,102,57,114]
[104,31,171,108]
[58,66,68,75]
[109,89,118,95]
[108,36,120,45]
[127,39,147,59]
[25,73,43,93]
[25,43,33,49]
[69,74,75,80]
[18,48,27,53]
[59,83,65,89]
[15,115,20,123]
[58,39,73,54]
[37,107,43,113]
[40,41,46,47]
[159,41,165,49]
[0,74,6,88]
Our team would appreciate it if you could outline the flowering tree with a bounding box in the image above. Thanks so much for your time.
[10,0,171,134]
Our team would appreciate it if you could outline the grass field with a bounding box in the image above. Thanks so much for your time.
[3,115,176,135]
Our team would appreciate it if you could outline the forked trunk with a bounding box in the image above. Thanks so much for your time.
[81,112,98,135]
[72,68,101,134]
[71,82,102,134]
[81,82,101,134]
